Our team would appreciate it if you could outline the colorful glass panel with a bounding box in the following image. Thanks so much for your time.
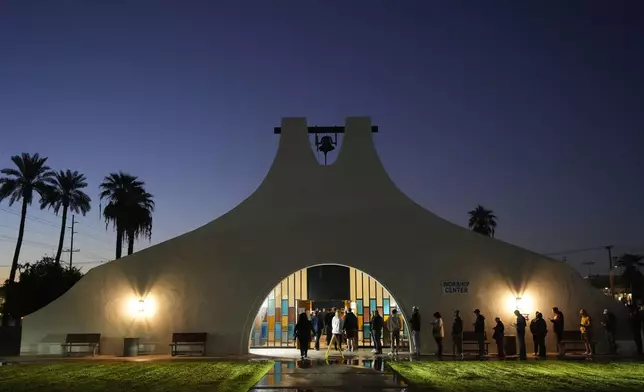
[268,299,275,316]
[363,323,371,339]
[370,299,377,311]
[383,298,390,315]
[275,323,282,340]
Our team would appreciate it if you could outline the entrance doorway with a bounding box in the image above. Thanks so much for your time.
[248,264,409,350]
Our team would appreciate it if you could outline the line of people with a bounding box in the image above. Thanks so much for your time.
[293,304,644,360]
[409,305,644,359]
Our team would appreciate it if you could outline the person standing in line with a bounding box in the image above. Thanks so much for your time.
[579,309,594,357]
[388,308,402,356]
[431,312,444,359]
[343,308,359,352]
[325,310,345,359]
[549,307,565,357]
[628,305,643,355]
[532,311,548,359]
[529,312,540,356]
[294,312,313,360]
[492,317,505,359]
[409,306,421,357]
[313,309,324,351]
[600,308,618,354]
[372,310,384,355]
[473,309,486,358]
[325,308,335,347]
[512,310,527,360]
[452,310,464,359]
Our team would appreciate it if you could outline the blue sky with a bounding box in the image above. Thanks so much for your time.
[1,1,643,280]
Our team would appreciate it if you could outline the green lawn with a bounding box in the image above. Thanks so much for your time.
[0,361,273,392]
[389,361,644,392]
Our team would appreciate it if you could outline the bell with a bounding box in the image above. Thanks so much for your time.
[317,136,336,155]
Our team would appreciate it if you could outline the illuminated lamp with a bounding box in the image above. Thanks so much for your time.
[137,299,146,313]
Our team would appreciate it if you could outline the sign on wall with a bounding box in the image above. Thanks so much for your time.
[441,281,470,294]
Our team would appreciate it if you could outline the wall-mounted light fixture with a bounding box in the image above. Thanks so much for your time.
[515,297,523,312]
[128,296,156,318]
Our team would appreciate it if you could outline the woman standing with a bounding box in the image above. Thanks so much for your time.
[431,312,445,358]
[325,310,345,359]
[579,309,593,356]
[294,312,313,359]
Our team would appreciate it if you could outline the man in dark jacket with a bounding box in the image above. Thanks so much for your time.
[473,309,486,358]
[343,308,359,352]
[313,309,325,350]
[531,312,548,358]
[601,309,618,354]
[452,310,464,358]
[513,310,527,360]
[372,310,384,354]
[325,308,336,346]
[409,306,421,357]
[529,312,540,356]
[549,307,565,357]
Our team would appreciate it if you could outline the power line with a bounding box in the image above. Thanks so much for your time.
[543,245,644,257]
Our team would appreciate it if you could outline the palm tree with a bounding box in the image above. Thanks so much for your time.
[41,170,92,264]
[124,189,154,256]
[0,153,54,324]
[468,204,497,237]
[99,172,154,259]
[615,253,644,300]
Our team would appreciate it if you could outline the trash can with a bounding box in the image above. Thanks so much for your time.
[504,335,517,356]
[123,337,139,357]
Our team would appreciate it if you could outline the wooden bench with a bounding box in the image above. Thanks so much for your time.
[462,331,490,355]
[169,332,207,356]
[561,330,598,354]
[61,333,101,357]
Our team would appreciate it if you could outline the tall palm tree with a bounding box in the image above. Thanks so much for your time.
[0,153,54,324]
[124,189,154,256]
[41,170,92,264]
[99,172,154,259]
[468,204,497,237]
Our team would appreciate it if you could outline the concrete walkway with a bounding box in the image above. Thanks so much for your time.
[250,357,408,392]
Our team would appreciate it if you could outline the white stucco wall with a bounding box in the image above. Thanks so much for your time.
[20,117,625,356]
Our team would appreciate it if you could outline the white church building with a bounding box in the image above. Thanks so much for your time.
[20,117,621,356]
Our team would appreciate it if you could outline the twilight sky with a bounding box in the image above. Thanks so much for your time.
[1,1,643,281]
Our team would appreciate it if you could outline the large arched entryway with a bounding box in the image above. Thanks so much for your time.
[248,264,410,355]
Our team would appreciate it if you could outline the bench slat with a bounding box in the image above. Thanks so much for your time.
[65,333,101,344]
[171,332,207,343]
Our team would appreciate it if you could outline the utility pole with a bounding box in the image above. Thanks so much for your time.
[63,215,80,268]
[605,245,614,297]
